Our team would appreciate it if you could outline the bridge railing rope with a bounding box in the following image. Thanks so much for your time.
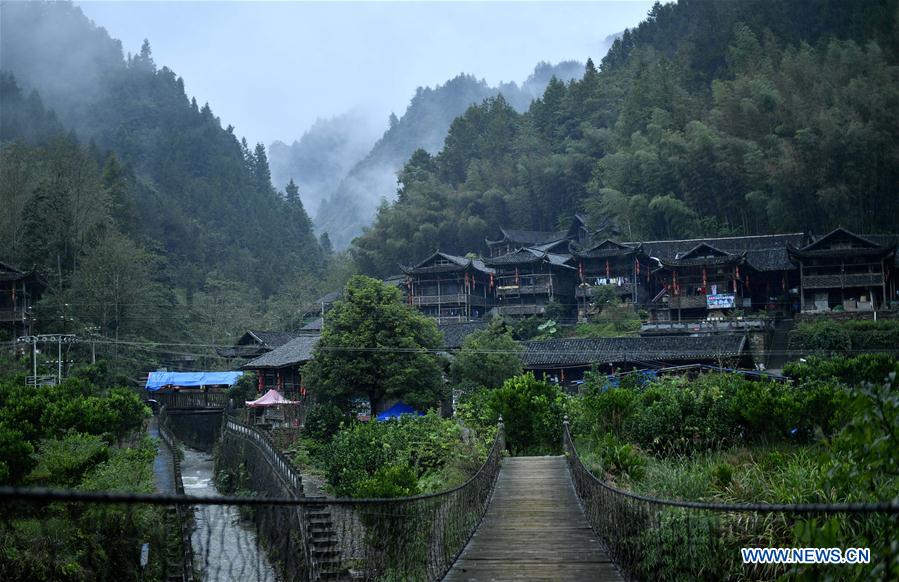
[0,419,504,582]
[562,419,899,581]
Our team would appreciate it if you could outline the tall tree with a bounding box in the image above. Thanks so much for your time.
[305,276,444,415]
[450,321,523,390]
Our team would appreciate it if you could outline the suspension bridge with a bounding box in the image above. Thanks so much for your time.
[1,403,897,581]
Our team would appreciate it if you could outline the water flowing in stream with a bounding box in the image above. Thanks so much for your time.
[180,447,278,581]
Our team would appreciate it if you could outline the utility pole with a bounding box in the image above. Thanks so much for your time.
[17,334,78,386]
[85,325,99,364]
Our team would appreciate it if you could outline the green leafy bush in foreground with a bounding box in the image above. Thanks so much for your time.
[457,372,567,456]
[317,411,485,497]
[791,319,899,355]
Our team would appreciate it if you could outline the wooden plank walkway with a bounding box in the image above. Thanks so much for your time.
[444,456,622,581]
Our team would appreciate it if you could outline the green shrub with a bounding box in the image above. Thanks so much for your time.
[79,437,157,493]
[485,373,568,455]
[588,433,647,481]
[0,378,149,484]
[576,371,852,455]
[509,316,544,340]
[0,422,35,484]
[791,319,899,355]
[228,371,259,404]
[577,385,637,438]
[320,412,477,497]
[784,354,899,386]
[825,374,899,502]
[710,461,733,489]
[354,464,420,498]
[626,377,741,455]
[450,322,523,389]
[792,319,852,353]
[27,433,109,487]
[303,403,350,442]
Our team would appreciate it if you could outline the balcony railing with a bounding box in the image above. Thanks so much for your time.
[803,273,883,289]
[496,283,551,296]
[641,319,772,334]
[0,307,27,322]
[576,285,633,298]
[411,293,490,307]
[668,295,710,309]
[496,305,546,316]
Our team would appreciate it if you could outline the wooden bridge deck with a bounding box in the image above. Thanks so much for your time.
[444,456,622,581]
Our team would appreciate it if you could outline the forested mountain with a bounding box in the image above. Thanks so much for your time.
[308,61,584,250]
[352,0,899,277]
[269,110,383,216]
[0,1,332,361]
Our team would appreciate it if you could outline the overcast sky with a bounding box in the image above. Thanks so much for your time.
[77,1,656,146]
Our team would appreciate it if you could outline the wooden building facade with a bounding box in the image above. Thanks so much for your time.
[572,240,653,317]
[0,261,47,342]
[640,234,806,321]
[787,228,897,312]
[241,334,320,400]
[403,252,495,322]
[484,249,577,317]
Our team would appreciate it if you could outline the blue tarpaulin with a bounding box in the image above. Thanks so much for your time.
[145,371,243,391]
[376,401,424,421]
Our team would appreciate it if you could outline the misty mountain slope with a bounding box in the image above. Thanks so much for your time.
[0,0,125,137]
[269,110,383,215]
[1,1,322,299]
[352,0,899,277]
[312,62,583,250]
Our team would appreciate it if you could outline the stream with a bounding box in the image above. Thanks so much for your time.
[179,447,278,581]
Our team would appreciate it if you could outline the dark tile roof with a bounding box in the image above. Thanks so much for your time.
[383,275,406,287]
[804,227,882,250]
[576,240,641,260]
[532,239,571,253]
[316,290,342,304]
[242,335,320,370]
[484,248,574,269]
[865,235,899,266]
[215,345,267,359]
[0,261,48,286]
[487,227,567,246]
[403,251,494,275]
[301,318,323,331]
[0,261,25,280]
[248,330,300,348]
[659,253,746,268]
[485,248,542,265]
[790,228,897,262]
[438,320,489,350]
[216,330,300,358]
[639,233,806,272]
[522,335,746,368]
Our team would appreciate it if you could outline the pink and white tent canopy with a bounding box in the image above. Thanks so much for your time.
[245,389,299,408]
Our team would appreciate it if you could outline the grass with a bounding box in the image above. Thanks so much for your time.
[580,440,835,505]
